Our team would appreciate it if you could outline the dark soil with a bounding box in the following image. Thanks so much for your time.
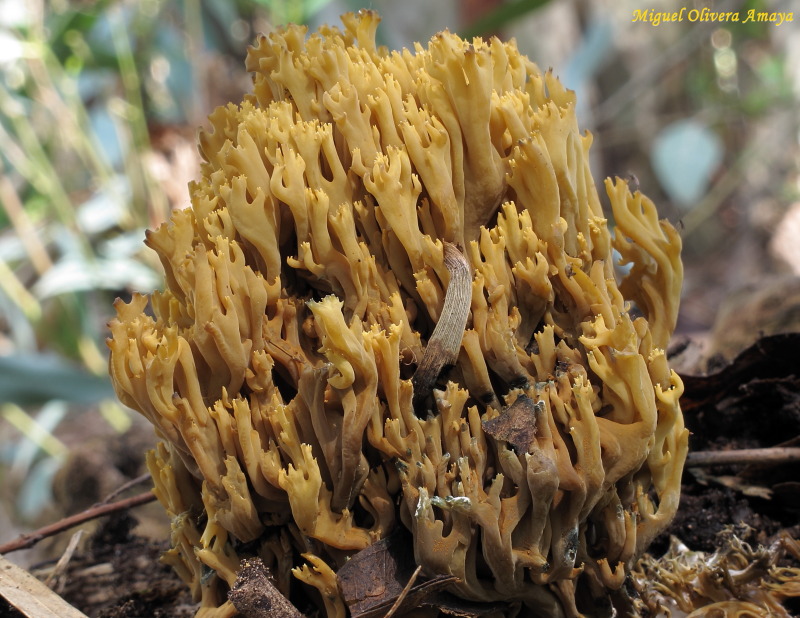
[655,334,800,555]
[42,514,197,617]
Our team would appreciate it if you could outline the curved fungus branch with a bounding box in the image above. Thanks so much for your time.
[108,11,688,617]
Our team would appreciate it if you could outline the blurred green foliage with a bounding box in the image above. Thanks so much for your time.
[0,0,266,519]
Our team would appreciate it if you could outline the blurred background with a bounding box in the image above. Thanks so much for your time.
[0,0,798,566]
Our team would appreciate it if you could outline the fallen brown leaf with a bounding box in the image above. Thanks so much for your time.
[481,394,542,453]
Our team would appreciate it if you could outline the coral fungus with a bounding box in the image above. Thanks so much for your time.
[108,11,687,616]
[632,529,800,617]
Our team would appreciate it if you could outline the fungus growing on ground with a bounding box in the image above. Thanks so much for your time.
[632,531,800,617]
[108,11,688,617]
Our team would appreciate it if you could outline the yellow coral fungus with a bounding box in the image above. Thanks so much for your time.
[108,11,688,617]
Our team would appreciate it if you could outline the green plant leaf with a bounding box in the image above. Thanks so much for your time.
[0,354,114,405]
[76,176,131,235]
[459,0,553,39]
[16,455,62,519]
[651,119,723,210]
[33,256,159,298]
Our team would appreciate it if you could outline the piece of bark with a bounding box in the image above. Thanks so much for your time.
[0,554,88,618]
[338,529,509,618]
[338,531,454,618]
[228,558,303,618]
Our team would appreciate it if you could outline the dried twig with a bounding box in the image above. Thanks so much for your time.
[0,491,156,555]
[100,473,152,504]
[412,242,471,411]
[44,529,85,592]
[384,564,422,618]
[686,447,800,467]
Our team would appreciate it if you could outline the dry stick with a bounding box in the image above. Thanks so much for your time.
[384,565,423,618]
[44,529,85,591]
[100,473,152,504]
[411,242,471,411]
[0,491,156,555]
[686,447,800,467]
